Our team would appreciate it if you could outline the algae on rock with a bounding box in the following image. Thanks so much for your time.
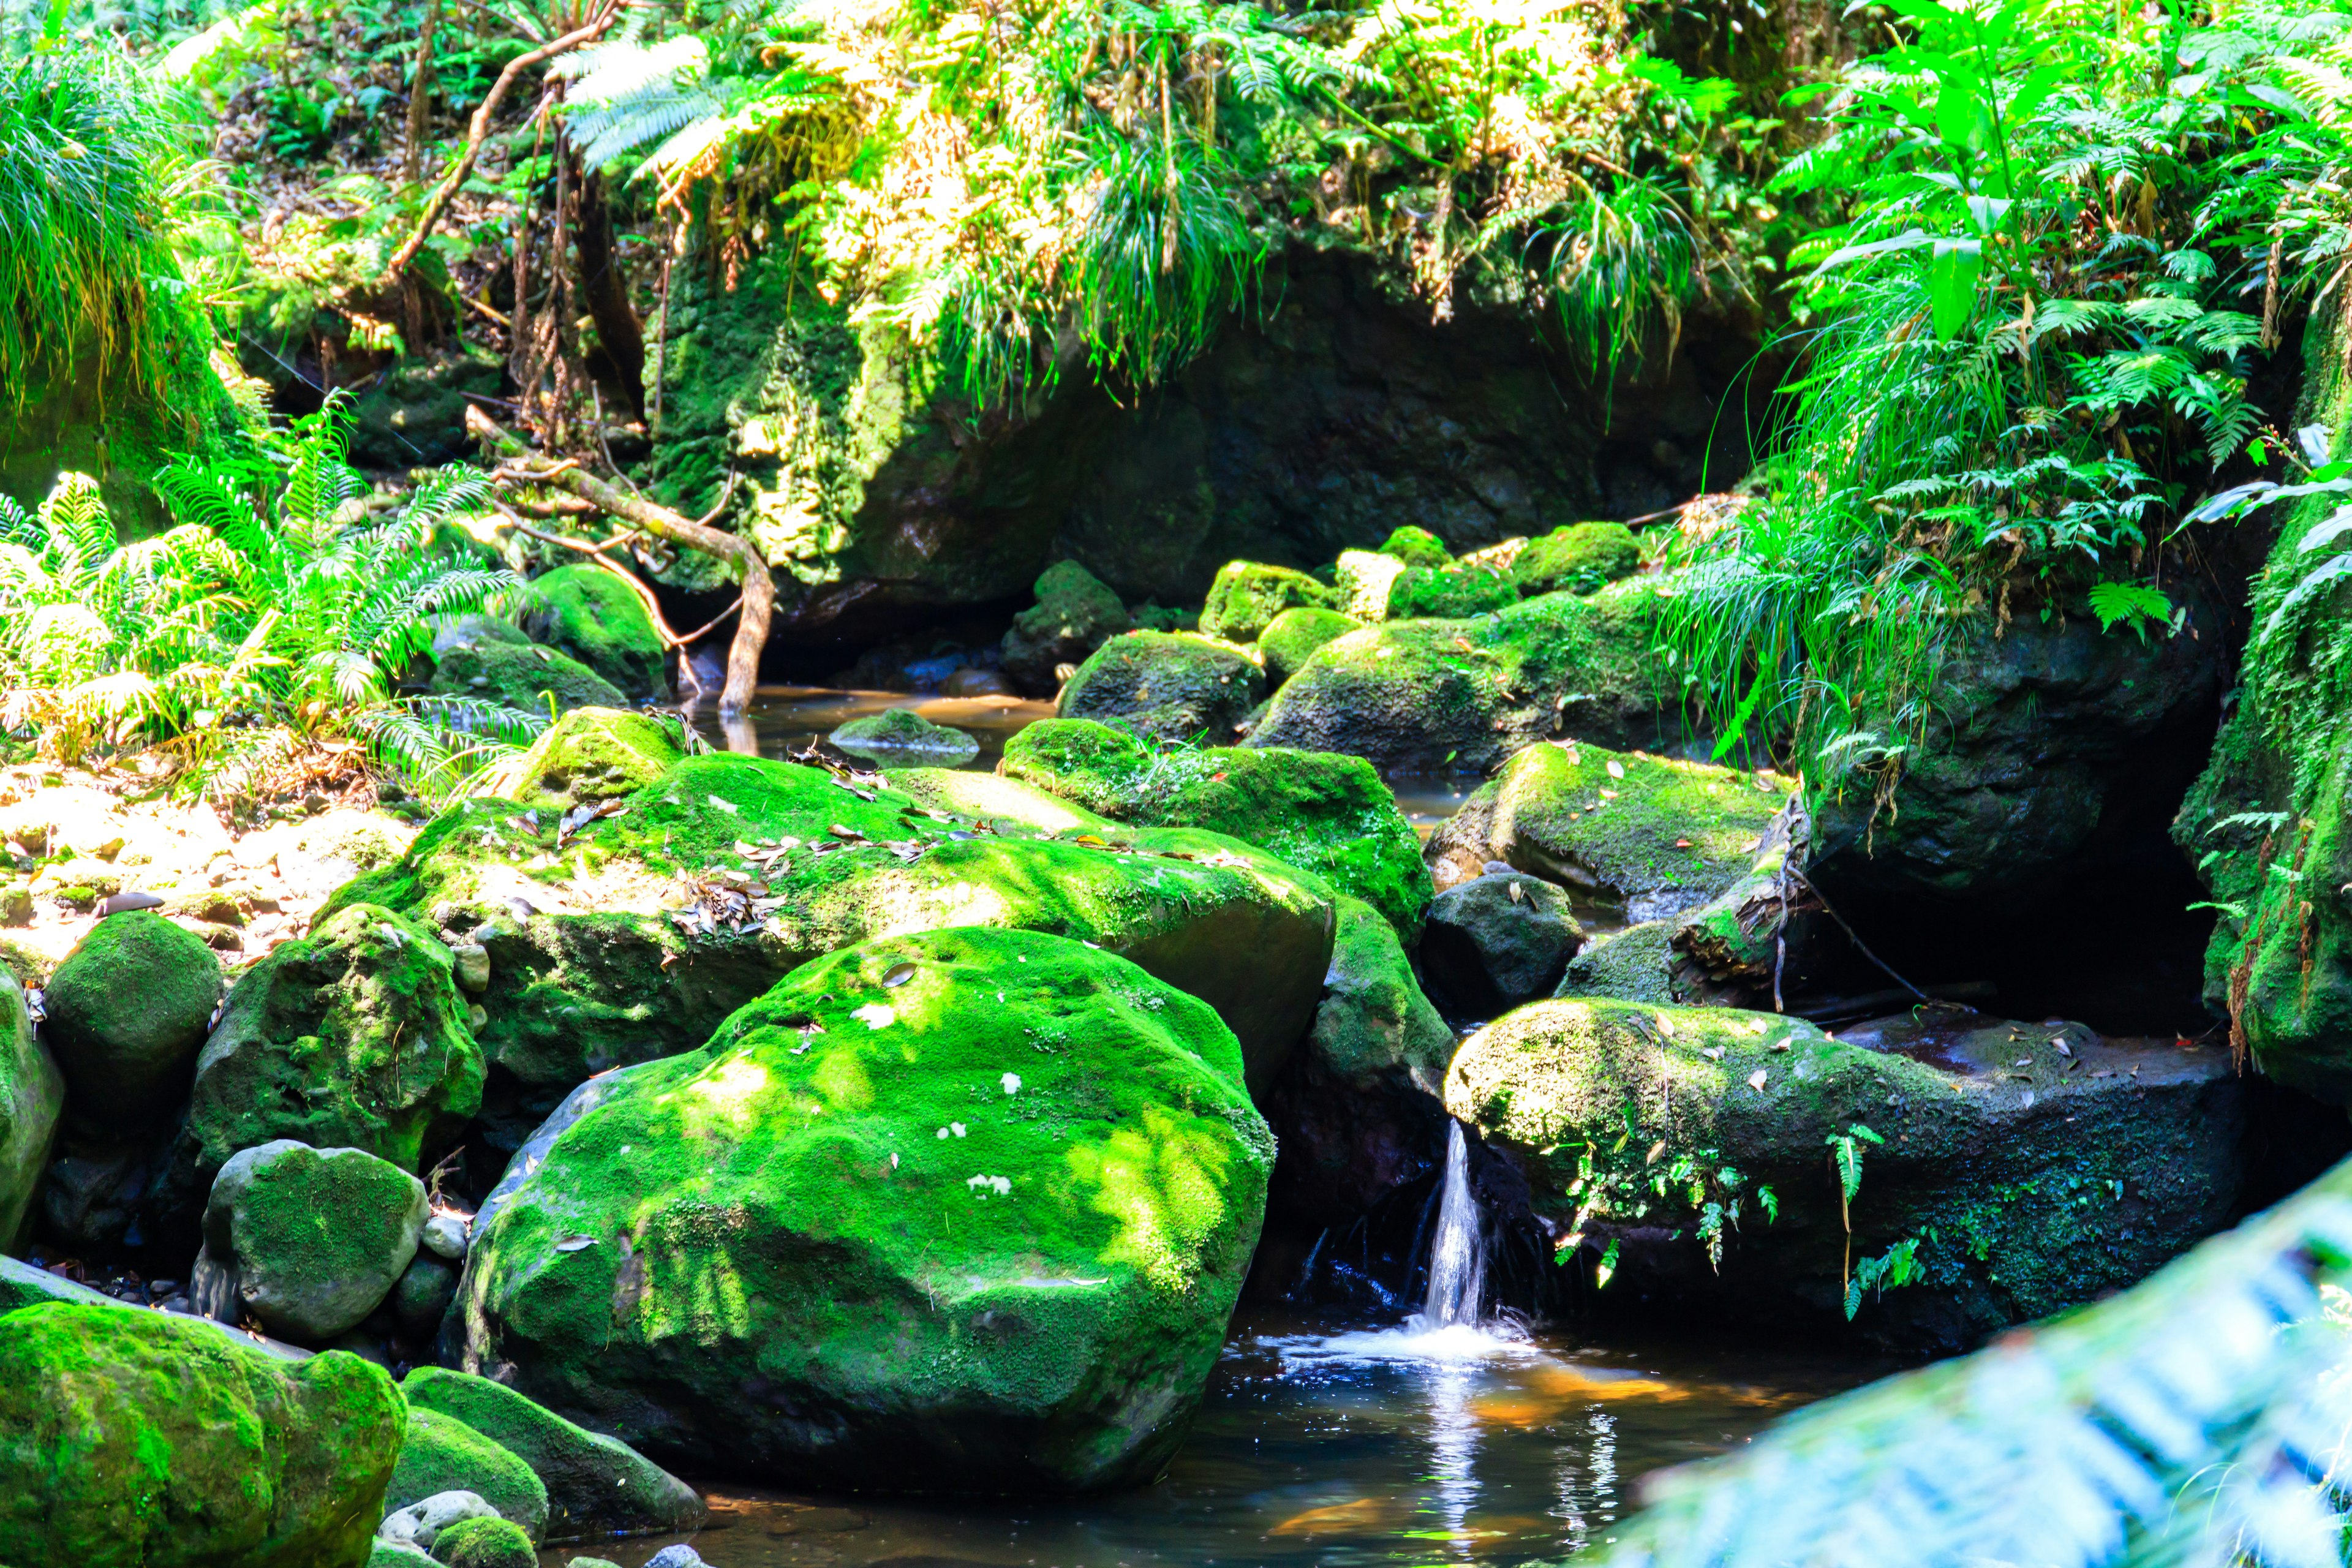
[519,564,669,699]
[388,1407,550,1544]
[40,910,221,1133]
[1197,560,1340,644]
[1001,560,1133,695]
[1057,630,1267,744]
[459,928,1273,1493]
[429,639,627,717]
[202,1139,429,1342]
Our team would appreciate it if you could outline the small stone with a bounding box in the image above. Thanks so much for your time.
[450,943,491,994]
[421,1213,470,1261]
[203,1140,429,1342]
[645,1548,709,1568]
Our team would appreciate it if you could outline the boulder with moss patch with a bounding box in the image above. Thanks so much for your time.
[458,927,1272,1493]
[1258,606,1360,686]
[1057,631,1265,744]
[40,910,221,1134]
[1513,522,1642,595]
[0,1300,404,1567]
[1420,871,1582,1015]
[1387,560,1521,620]
[1196,561,1340,644]
[1000,718,1430,938]
[829,706,981,766]
[429,1516,536,1568]
[323,753,1332,1104]
[0,976,63,1249]
[389,1408,549,1543]
[402,1368,704,1540]
[521,564,668,699]
[492,707,687,813]
[1448,998,2241,1346]
[1001,561,1133,695]
[1250,584,1668,772]
[1376,526,1452,569]
[430,641,627,717]
[188,903,484,1174]
[203,1140,429,1342]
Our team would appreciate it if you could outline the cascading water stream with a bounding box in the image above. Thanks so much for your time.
[1420,1120,1488,1330]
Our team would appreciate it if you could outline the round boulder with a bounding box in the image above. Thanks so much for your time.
[427,1515,535,1568]
[829,706,981,766]
[1000,560,1133,695]
[389,1408,548,1544]
[203,1139,429,1341]
[520,562,668,698]
[461,927,1273,1493]
[1196,560,1339,644]
[1059,631,1265,744]
[41,910,221,1132]
[1420,871,1583,1016]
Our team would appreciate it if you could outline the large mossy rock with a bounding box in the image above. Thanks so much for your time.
[203,1140,429,1342]
[1258,606,1360,686]
[40,910,221,1133]
[1249,583,1669,772]
[1000,718,1431,938]
[189,903,485,1173]
[429,640,628,717]
[402,1367,704,1540]
[0,1301,404,1568]
[829,706,981,766]
[1057,631,1266,744]
[323,753,1333,1105]
[1447,999,2242,1347]
[458,928,1273,1493]
[0,976,64,1248]
[1419,870,1582,1016]
[1387,559,1521,620]
[1513,522,1642,595]
[1001,560,1133,695]
[388,1408,549,1543]
[519,564,668,699]
[1197,560,1340,643]
[489,706,688,813]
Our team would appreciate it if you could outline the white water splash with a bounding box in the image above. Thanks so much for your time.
[1420,1120,1487,1330]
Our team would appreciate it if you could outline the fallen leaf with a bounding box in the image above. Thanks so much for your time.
[1605,759,1626,779]
[882,962,917,988]
[1507,881,1524,903]
[554,1235,598,1253]
[1746,1068,1768,1091]
[1674,838,1693,848]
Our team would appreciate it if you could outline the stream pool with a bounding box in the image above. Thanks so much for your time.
[540,1308,1878,1568]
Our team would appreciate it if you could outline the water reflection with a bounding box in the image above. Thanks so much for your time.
[540,1310,1873,1568]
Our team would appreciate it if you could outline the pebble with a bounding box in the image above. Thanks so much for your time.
[421,1213,470,1261]
[96,890,164,916]
[645,1549,709,1568]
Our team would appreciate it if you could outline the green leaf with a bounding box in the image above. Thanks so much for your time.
[1928,239,1981,340]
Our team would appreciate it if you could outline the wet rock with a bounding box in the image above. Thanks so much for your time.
[326,753,1332,1101]
[1448,999,2242,1346]
[421,1212,470,1260]
[429,639,627,717]
[829,707,981,766]
[1250,584,1670,772]
[1057,630,1265,744]
[1197,560,1340,644]
[1512,522,1642,595]
[491,705,687,812]
[380,1490,500,1552]
[39,910,221,1133]
[0,1251,111,1314]
[1257,606,1361,686]
[389,1408,549,1542]
[459,929,1272,1493]
[424,1513,535,1567]
[520,562,668,699]
[274,809,420,903]
[404,1366,706,1540]
[1000,718,1431,937]
[393,1253,461,1343]
[0,1300,402,1566]
[203,1139,429,1341]
[189,903,484,1174]
[0,976,63,1249]
[1000,560,1133,695]
[1420,872,1583,1015]
[643,1549,707,1568]
[40,1136,169,1256]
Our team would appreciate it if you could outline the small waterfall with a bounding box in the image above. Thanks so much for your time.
[1420,1121,1487,1329]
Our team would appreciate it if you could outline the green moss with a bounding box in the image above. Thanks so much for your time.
[0,975,62,1250]
[520,564,668,699]
[1551,921,1679,1005]
[323,753,1332,1095]
[829,706,981,766]
[493,707,688,813]
[1196,561,1340,643]
[205,1140,430,1342]
[429,640,626,717]
[1257,606,1361,686]
[390,1408,549,1544]
[0,1302,404,1568]
[428,1516,536,1568]
[1001,560,1133,692]
[401,1367,704,1540]
[189,903,485,1173]
[1428,740,1793,916]
[1311,895,1452,1085]
[1250,581,1669,772]
[1056,630,1267,744]
[1387,560,1521,620]
[1513,522,1642,595]
[1377,526,1452,569]
[1001,718,1430,938]
[42,909,222,1126]
[459,927,1273,1493]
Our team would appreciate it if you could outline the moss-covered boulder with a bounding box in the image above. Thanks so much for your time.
[520,563,668,699]
[1420,871,1582,1015]
[1262,896,1454,1231]
[1197,560,1340,644]
[1427,741,1794,917]
[458,927,1273,1493]
[490,707,687,814]
[402,1367,704,1540]
[1057,630,1266,744]
[829,706,981,766]
[388,1408,548,1543]
[1513,522,1642,595]
[189,903,485,1173]
[1387,560,1521,620]
[323,753,1332,1102]
[1447,1000,2242,1346]
[1250,583,1668,772]
[429,640,627,717]
[1001,560,1133,694]
[0,976,64,1248]
[1000,718,1431,938]
[428,1515,535,1568]
[203,1140,429,1342]
[1334,549,1409,621]
[0,1301,404,1567]
[1377,526,1452,569]
[40,910,221,1133]
[1258,606,1360,686]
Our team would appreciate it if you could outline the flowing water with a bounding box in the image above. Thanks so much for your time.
[1420,1123,1488,1331]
